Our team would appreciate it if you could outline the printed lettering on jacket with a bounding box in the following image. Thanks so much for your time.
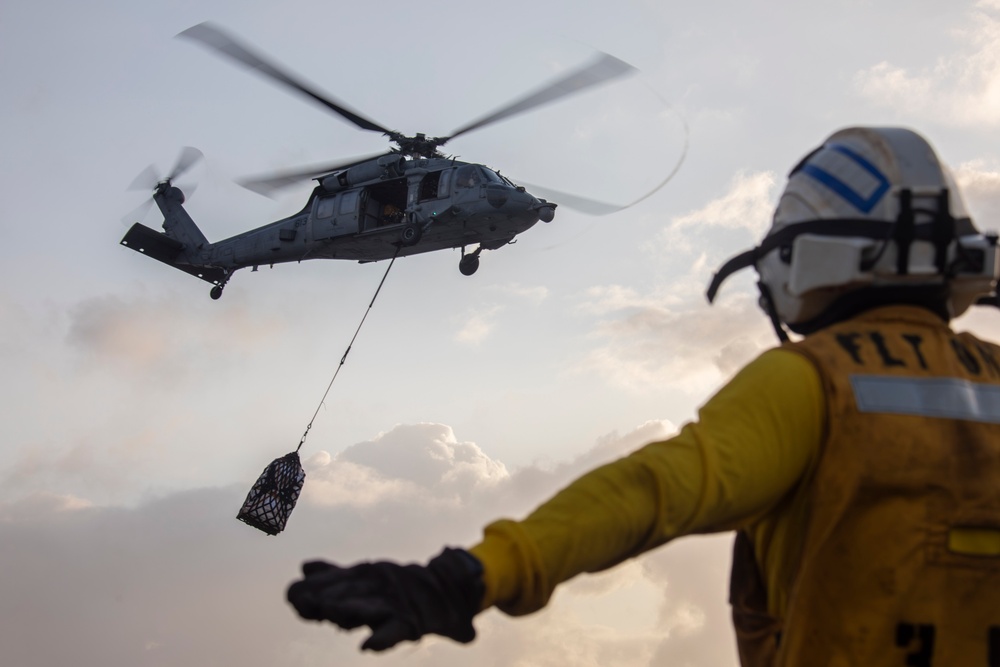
[731,307,1000,667]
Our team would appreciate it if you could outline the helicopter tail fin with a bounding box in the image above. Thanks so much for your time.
[120,223,228,285]
[156,195,211,249]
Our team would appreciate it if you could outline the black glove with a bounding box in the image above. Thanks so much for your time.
[286,547,485,651]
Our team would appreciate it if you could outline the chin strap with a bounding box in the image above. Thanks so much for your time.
[756,282,790,343]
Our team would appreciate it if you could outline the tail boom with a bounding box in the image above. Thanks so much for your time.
[120,222,228,285]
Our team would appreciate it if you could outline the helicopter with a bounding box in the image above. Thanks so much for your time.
[120,23,672,300]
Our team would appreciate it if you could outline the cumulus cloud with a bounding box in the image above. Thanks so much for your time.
[0,420,740,667]
[642,535,739,666]
[854,1,1000,126]
[578,289,771,394]
[453,305,503,345]
[449,284,547,346]
[490,282,550,305]
[646,168,778,303]
[661,170,777,253]
[305,423,509,507]
[954,158,1000,226]
[576,171,779,393]
[577,284,683,316]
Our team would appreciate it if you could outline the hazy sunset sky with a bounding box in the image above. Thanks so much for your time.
[3,1,1000,665]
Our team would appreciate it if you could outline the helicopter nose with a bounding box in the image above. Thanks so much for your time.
[486,184,509,209]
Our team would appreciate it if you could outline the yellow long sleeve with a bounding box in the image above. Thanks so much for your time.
[469,347,825,616]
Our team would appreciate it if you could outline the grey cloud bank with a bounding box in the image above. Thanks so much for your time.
[0,421,740,667]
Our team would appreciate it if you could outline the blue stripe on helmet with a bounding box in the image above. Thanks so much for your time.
[800,143,890,214]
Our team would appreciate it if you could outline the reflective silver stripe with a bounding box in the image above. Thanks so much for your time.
[850,375,1000,423]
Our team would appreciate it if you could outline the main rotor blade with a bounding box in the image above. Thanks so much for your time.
[167,146,204,182]
[445,53,637,142]
[516,167,680,216]
[517,133,686,216]
[514,106,688,216]
[237,152,388,197]
[178,23,393,135]
[518,182,625,216]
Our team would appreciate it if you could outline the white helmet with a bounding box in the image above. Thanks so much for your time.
[707,126,998,339]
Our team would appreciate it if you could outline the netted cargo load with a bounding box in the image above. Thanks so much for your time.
[237,451,305,535]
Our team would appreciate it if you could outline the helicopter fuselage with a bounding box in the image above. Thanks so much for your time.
[121,156,556,297]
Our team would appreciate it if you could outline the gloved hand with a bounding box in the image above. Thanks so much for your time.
[286,547,485,651]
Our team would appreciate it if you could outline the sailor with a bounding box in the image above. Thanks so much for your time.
[287,127,1000,666]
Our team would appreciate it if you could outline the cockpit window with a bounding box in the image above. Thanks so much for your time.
[454,165,483,188]
[481,168,503,184]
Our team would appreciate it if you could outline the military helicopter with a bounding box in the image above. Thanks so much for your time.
[120,23,672,299]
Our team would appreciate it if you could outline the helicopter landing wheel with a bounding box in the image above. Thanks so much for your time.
[399,223,422,247]
[459,255,480,276]
[210,285,224,300]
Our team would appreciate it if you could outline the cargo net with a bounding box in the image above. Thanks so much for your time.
[237,451,306,536]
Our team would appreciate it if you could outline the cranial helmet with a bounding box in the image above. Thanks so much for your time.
[707,126,999,340]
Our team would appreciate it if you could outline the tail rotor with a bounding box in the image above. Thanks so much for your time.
[121,147,204,226]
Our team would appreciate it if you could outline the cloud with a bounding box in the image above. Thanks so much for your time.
[491,282,550,305]
[65,293,289,382]
[575,171,779,394]
[2,434,156,501]
[449,285,547,346]
[304,423,509,507]
[0,486,306,667]
[642,535,739,666]
[954,158,1000,227]
[453,305,503,345]
[854,1,1000,126]
[0,290,318,507]
[0,491,93,522]
[0,419,742,667]
[578,289,772,394]
[576,284,683,316]
[664,169,777,246]
[301,456,418,508]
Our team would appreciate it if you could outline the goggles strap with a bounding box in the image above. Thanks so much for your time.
[705,212,974,303]
[932,189,955,274]
[893,189,915,275]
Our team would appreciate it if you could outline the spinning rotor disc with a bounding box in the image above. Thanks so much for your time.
[177,22,681,211]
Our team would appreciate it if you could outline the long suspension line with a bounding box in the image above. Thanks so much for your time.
[296,251,399,453]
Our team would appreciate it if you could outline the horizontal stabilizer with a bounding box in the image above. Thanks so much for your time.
[121,223,228,285]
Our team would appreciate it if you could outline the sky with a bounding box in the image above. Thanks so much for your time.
[3,0,1000,665]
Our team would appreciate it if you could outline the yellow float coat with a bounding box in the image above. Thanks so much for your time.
[469,305,1000,665]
